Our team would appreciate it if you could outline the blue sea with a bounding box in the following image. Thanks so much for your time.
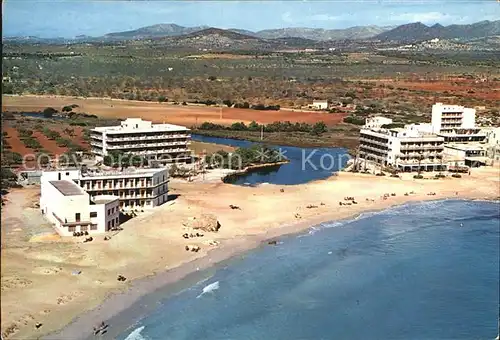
[115,200,499,340]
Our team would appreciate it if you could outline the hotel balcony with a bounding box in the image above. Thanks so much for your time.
[360,144,388,154]
[90,140,103,147]
[106,134,191,142]
[359,137,389,147]
[106,142,189,149]
[400,145,444,150]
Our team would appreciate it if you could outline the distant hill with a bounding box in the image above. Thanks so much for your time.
[100,23,392,42]
[254,25,393,41]
[5,20,499,46]
[151,27,266,50]
[375,20,500,42]
[103,23,210,40]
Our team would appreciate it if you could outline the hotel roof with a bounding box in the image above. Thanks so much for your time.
[91,122,189,134]
[49,180,86,196]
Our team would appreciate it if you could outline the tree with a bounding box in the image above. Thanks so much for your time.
[248,121,260,131]
[311,122,327,135]
[208,76,217,81]
[158,96,167,103]
[222,99,233,107]
[62,106,73,112]
[42,107,58,118]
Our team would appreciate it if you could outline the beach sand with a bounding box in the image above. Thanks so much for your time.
[1,167,499,339]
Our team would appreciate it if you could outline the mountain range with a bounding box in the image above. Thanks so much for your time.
[4,20,499,45]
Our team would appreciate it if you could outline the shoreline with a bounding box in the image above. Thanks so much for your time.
[221,161,290,183]
[45,192,499,340]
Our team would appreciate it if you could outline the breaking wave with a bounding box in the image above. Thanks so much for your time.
[124,326,147,340]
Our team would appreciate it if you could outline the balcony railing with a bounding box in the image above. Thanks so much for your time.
[359,137,388,147]
[400,145,443,150]
[360,144,388,154]
[106,142,189,149]
[106,134,191,142]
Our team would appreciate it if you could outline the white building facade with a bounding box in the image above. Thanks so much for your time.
[364,116,393,129]
[359,126,446,172]
[90,118,191,164]
[40,179,120,236]
[311,100,329,110]
[431,103,486,143]
[41,167,169,212]
[431,102,476,133]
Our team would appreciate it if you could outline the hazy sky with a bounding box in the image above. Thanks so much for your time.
[3,0,499,38]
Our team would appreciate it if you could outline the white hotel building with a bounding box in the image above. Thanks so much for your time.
[40,178,120,236]
[90,118,191,164]
[359,125,446,172]
[431,103,486,143]
[40,167,169,212]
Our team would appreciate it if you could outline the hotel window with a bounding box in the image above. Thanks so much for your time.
[90,212,97,218]
[107,209,111,216]
[108,221,111,229]
[90,225,97,231]
[69,226,76,232]
[75,213,81,222]
[112,207,115,214]
[81,225,88,232]
[115,217,119,224]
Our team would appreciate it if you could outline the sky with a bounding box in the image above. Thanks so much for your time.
[3,0,499,38]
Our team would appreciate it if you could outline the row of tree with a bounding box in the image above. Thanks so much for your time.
[198,120,328,135]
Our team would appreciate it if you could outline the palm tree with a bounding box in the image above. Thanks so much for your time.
[417,153,425,175]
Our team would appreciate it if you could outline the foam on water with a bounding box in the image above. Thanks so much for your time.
[123,326,147,340]
[196,281,220,298]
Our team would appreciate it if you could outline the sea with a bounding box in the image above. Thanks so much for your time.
[113,199,499,340]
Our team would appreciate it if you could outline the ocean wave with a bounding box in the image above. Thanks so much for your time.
[124,326,147,340]
[196,281,220,298]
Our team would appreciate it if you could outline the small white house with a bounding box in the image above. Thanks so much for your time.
[311,100,329,110]
[364,116,393,129]
[40,179,120,236]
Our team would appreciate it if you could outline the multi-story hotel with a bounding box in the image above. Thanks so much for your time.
[359,126,446,172]
[431,103,486,143]
[40,167,169,212]
[90,118,191,164]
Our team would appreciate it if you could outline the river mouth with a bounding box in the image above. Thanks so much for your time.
[192,134,350,186]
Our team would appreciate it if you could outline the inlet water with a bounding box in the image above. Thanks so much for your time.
[192,134,349,185]
[116,200,500,340]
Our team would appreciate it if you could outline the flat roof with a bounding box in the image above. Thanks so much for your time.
[81,167,167,178]
[92,122,189,134]
[92,195,120,204]
[49,180,86,196]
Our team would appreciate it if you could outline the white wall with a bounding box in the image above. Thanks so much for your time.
[462,108,476,128]
[41,181,91,236]
[365,117,393,129]
[312,101,328,110]
[89,198,120,232]
[387,136,401,165]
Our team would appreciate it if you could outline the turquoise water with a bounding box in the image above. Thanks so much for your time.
[192,134,350,186]
[117,200,499,340]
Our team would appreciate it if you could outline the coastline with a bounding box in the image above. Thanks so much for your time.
[45,191,498,340]
[2,168,499,340]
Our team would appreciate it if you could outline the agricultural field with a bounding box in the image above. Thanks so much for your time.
[1,115,90,170]
[2,95,348,126]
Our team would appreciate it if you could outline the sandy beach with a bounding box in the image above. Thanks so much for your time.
[1,167,499,339]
